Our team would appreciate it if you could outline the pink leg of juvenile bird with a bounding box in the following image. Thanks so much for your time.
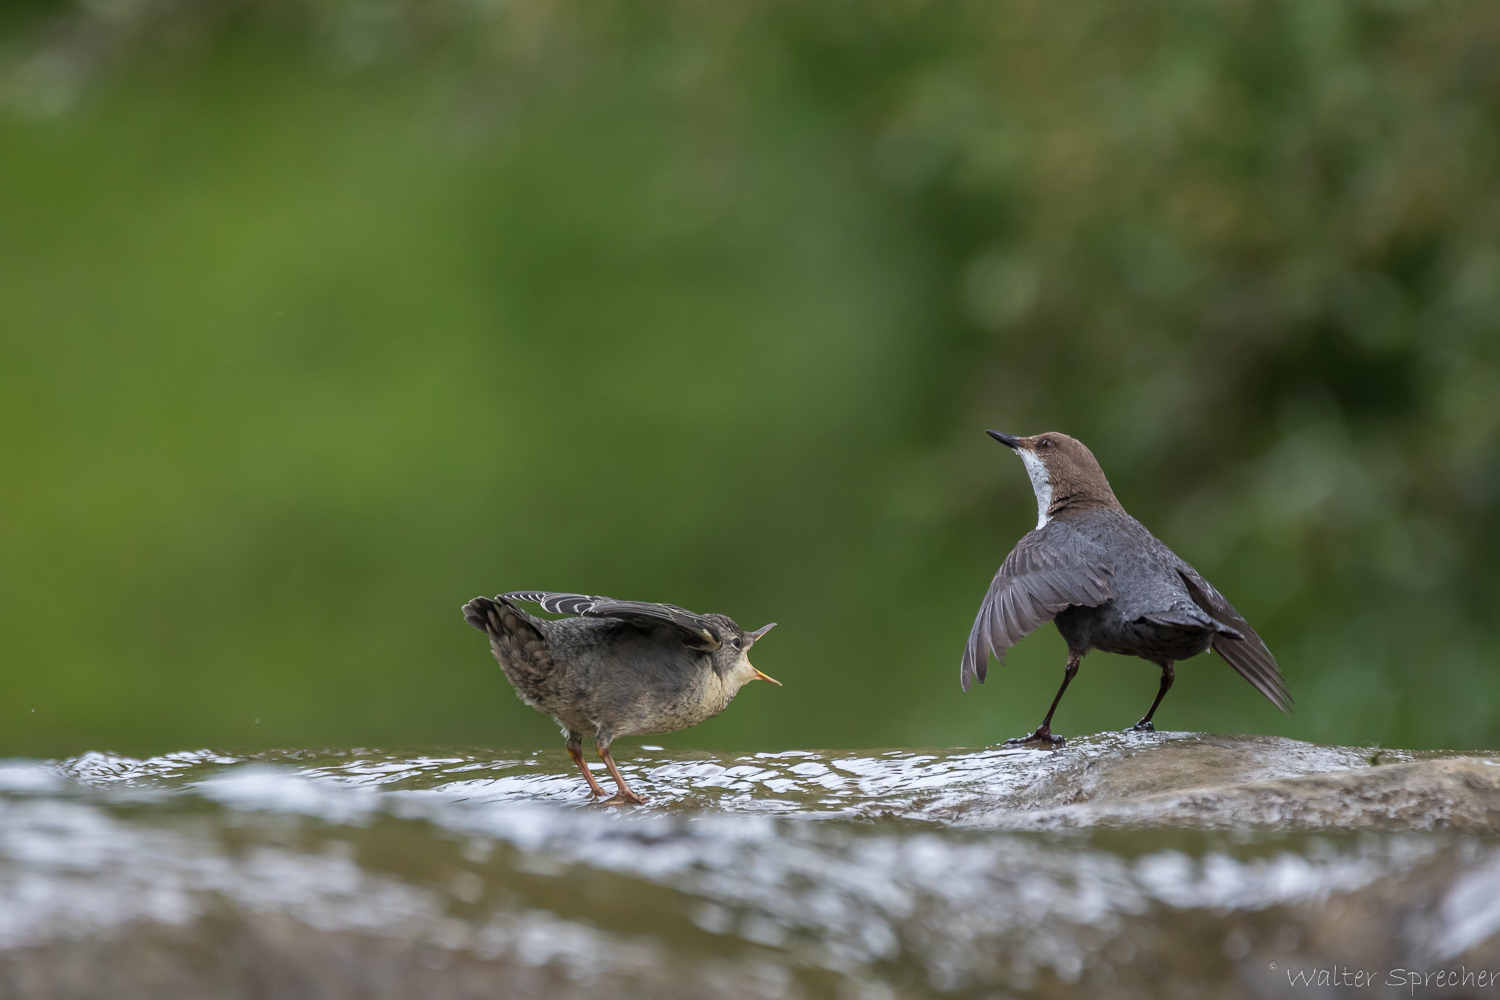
[595,740,647,805]
[566,734,608,797]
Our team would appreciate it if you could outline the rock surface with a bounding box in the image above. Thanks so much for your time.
[1023,754,1500,831]
[1,734,1498,998]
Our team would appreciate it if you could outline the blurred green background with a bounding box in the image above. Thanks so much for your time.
[2,0,1498,758]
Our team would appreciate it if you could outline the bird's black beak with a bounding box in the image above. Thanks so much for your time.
[745,623,776,644]
[986,430,1020,449]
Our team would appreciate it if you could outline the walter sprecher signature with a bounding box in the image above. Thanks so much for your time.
[1277,964,1500,994]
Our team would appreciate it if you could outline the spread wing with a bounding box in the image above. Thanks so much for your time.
[1177,568,1293,715]
[505,591,723,651]
[961,526,1114,692]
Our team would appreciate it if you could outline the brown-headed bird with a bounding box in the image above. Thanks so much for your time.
[463,592,778,803]
[963,431,1291,745]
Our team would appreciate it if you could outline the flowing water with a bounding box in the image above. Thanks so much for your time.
[2,736,1499,998]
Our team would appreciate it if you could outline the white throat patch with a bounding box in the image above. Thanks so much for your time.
[1017,449,1053,530]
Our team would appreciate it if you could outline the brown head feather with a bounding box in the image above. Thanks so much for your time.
[993,431,1121,525]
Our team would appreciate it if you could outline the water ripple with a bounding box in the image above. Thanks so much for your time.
[0,736,1495,998]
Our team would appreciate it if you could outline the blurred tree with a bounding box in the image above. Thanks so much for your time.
[1,0,1497,756]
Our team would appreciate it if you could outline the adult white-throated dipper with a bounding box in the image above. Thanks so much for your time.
[962,431,1291,745]
[463,591,778,803]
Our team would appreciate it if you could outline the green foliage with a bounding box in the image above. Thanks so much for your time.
[2,0,1498,755]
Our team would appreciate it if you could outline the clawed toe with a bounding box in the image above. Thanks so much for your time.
[1004,730,1065,748]
[1130,721,1155,732]
[599,791,648,806]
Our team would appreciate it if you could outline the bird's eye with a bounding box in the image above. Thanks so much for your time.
[1039,438,1053,449]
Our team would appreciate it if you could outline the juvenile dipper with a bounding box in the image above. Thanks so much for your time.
[963,431,1291,745]
[463,591,778,803]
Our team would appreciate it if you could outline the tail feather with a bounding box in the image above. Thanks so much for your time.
[1177,570,1293,716]
[463,594,542,637]
[462,595,554,689]
[462,596,496,633]
[1212,634,1294,715]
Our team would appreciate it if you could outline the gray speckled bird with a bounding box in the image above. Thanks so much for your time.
[963,430,1291,746]
[463,591,778,803]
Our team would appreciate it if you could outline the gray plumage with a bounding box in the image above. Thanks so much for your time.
[964,431,1290,745]
[463,591,777,803]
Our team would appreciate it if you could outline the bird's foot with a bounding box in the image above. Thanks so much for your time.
[599,790,648,806]
[1004,727,1065,748]
[1129,720,1155,732]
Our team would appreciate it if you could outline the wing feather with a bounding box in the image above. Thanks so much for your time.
[960,527,1115,691]
[504,591,723,650]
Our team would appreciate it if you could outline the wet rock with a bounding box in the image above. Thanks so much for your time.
[908,732,1500,832]
[1019,755,1500,832]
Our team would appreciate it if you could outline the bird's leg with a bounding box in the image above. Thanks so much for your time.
[595,739,648,805]
[566,732,609,797]
[1131,662,1175,732]
[1006,651,1080,748]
